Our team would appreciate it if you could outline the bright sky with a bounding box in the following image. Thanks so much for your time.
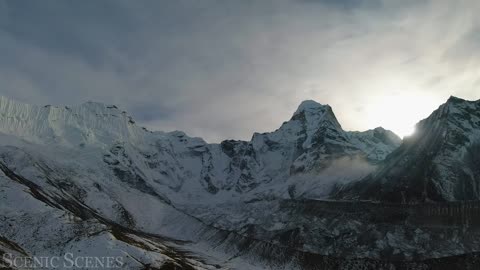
[0,0,479,141]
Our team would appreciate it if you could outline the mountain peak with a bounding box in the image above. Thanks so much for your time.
[0,96,148,147]
[446,95,466,104]
[443,95,480,109]
[294,100,327,115]
[372,127,386,132]
[425,96,480,123]
[290,99,341,130]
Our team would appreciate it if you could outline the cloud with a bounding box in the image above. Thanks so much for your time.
[286,156,376,199]
[0,0,480,142]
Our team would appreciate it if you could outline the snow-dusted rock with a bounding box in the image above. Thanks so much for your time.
[337,96,480,202]
[12,95,480,269]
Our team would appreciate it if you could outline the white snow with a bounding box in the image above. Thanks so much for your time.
[0,96,407,269]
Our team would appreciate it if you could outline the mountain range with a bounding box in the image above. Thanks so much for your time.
[0,95,479,269]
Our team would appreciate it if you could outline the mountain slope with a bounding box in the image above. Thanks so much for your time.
[336,96,480,202]
[0,96,410,269]
[3,96,480,268]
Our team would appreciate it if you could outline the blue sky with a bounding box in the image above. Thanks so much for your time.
[0,0,479,141]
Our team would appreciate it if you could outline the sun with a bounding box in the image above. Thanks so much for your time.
[365,93,442,138]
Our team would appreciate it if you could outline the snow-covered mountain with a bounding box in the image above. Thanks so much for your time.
[0,96,400,200]
[2,95,480,269]
[336,96,480,203]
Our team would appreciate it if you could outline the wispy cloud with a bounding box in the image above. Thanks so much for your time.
[0,0,479,142]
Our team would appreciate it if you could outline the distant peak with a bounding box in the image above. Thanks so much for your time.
[289,99,343,133]
[294,100,328,115]
[445,95,480,106]
[439,95,480,114]
[298,99,323,107]
[446,96,466,104]
[372,127,398,136]
[373,127,386,132]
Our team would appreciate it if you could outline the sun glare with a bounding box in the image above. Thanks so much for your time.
[365,93,442,138]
